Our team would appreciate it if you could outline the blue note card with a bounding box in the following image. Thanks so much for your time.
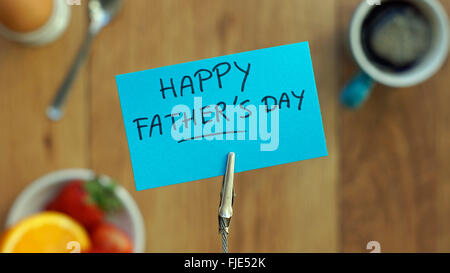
[115,41,327,190]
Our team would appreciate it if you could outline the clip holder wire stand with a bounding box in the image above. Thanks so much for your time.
[218,152,235,253]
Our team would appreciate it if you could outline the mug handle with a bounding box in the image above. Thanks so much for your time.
[340,71,376,109]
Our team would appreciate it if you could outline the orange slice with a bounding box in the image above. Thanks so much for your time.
[0,212,91,253]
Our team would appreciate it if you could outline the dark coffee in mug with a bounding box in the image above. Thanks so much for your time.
[361,0,433,72]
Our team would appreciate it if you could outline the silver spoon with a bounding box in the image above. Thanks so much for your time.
[47,0,122,121]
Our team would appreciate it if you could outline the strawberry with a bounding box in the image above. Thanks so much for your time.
[89,223,133,253]
[46,178,122,231]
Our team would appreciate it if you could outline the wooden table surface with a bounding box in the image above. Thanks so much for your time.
[0,0,449,252]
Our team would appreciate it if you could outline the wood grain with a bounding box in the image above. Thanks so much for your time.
[89,0,338,252]
[338,0,450,252]
[0,6,88,226]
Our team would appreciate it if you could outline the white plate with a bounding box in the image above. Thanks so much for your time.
[5,169,145,253]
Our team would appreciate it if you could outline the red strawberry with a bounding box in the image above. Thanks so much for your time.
[89,223,133,253]
[46,178,122,231]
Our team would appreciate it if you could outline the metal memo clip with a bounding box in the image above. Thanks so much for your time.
[218,152,235,253]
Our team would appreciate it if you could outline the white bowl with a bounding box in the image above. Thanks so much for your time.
[0,0,71,46]
[5,169,145,253]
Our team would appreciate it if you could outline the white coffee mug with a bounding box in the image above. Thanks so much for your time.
[341,0,449,108]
